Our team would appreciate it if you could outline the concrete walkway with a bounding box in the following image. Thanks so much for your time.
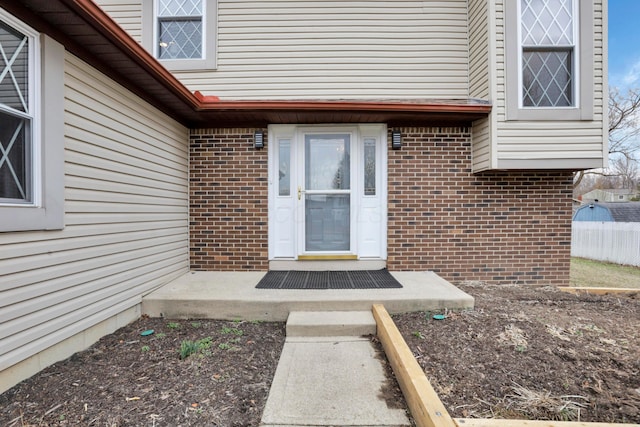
[141,271,474,426]
[261,311,411,427]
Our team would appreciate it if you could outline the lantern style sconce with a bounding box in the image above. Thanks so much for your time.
[254,130,264,149]
[391,130,402,149]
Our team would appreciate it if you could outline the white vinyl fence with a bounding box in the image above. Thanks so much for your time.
[571,222,640,267]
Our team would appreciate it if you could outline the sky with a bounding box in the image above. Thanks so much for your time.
[608,0,640,89]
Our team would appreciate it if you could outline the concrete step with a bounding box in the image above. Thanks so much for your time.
[286,310,376,337]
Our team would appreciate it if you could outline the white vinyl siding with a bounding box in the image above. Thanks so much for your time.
[95,0,143,43]
[468,0,494,171]
[0,52,189,374]
[472,117,492,171]
[97,0,470,100]
[488,0,606,170]
[468,0,490,100]
[200,0,469,99]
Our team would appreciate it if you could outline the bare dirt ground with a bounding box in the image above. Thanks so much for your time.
[1,283,639,426]
[395,283,640,424]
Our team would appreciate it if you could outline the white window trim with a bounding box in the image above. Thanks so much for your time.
[142,0,217,71]
[505,0,594,121]
[0,8,64,232]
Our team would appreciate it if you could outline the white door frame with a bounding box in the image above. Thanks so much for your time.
[267,124,387,262]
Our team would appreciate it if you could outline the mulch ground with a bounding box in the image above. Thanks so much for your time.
[0,319,287,426]
[395,283,640,424]
[1,283,639,426]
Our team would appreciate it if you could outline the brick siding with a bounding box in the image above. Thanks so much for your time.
[387,127,573,285]
[190,127,573,285]
[190,129,269,270]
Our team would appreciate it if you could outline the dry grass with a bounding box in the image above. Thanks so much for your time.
[570,257,640,289]
[503,383,589,421]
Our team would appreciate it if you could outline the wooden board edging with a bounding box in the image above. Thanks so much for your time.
[455,419,640,427]
[372,304,457,427]
[559,287,640,296]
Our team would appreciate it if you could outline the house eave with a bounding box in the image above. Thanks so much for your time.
[4,0,492,128]
[194,94,492,127]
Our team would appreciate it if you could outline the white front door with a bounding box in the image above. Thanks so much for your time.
[268,124,387,260]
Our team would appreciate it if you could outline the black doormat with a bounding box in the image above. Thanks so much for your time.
[256,269,403,289]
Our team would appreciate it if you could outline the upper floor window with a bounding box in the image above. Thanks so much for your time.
[520,0,576,107]
[505,0,594,121]
[143,0,217,70]
[0,18,36,204]
[157,0,203,60]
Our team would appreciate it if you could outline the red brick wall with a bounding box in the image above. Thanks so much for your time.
[190,129,269,270]
[190,127,573,285]
[387,127,573,285]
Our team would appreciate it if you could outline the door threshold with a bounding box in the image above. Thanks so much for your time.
[297,254,358,261]
[269,259,387,271]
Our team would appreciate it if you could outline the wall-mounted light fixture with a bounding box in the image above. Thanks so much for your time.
[391,130,402,150]
[254,130,264,149]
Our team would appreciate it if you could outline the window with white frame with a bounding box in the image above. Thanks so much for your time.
[0,8,65,232]
[505,0,594,121]
[143,0,216,70]
[0,18,36,204]
[520,0,576,107]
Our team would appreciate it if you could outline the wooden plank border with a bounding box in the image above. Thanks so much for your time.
[455,419,640,427]
[559,287,640,296]
[373,304,457,427]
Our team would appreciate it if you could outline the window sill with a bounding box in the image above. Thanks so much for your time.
[506,107,592,121]
[159,57,217,71]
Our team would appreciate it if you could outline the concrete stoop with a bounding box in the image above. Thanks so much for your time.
[260,310,411,427]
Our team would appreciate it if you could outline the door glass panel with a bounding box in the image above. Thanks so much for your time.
[364,138,376,196]
[305,194,350,251]
[304,134,351,252]
[278,139,290,196]
[305,134,350,190]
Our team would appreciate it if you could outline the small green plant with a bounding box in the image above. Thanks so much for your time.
[221,326,244,336]
[179,337,213,359]
[218,342,231,350]
[198,336,213,350]
[141,345,150,352]
[412,331,425,339]
[167,322,180,330]
[180,340,199,359]
[155,333,166,339]
[191,321,202,328]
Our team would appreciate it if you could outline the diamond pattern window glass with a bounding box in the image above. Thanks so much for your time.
[520,0,575,107]
[157,0,203,59]
[0,20,32,202]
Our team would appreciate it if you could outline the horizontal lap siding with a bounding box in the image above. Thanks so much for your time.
[468,0,492,171]
[0,53,189,372]
[179,0,469,99]
[494,0,606,166]
[94,0,143,43]
[468,0,489,100]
